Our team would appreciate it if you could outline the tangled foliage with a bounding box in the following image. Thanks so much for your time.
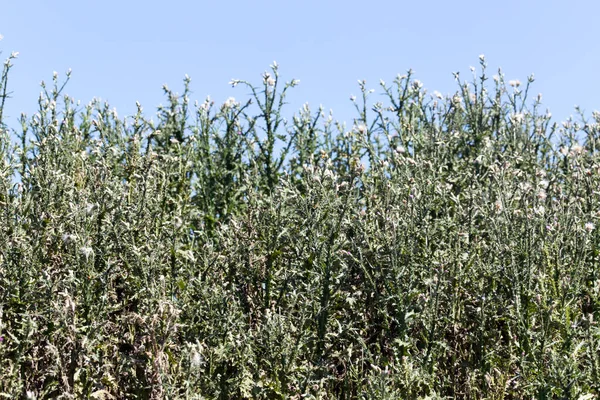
[1,54,600,399]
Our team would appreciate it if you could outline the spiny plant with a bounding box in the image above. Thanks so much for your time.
[1,47,600,399]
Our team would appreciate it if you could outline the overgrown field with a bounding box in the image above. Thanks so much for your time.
[1,51,600,399]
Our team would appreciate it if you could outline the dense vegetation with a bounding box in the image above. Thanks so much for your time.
[1,49,600,399]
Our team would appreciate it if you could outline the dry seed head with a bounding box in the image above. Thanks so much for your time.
[494,200,503,213]
[191,350,204,368]
[80,246,94,260]
[62,234,76,245]
[585,222,595,232]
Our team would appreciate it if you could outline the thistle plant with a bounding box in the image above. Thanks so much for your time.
[1,46,600,399]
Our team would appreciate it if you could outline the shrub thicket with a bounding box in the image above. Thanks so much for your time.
[1,51,600,399]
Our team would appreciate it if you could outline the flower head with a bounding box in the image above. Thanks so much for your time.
[355,124,367,135]
[80,246,94,261]
[224,97,238,108]
[509,80,521,88]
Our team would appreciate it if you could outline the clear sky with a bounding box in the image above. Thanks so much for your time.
[1,0,599,132]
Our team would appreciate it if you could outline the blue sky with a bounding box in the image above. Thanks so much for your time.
[1,0,599,132]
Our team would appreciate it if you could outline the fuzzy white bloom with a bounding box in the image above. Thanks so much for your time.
[433,91,443,100]
[511,113,524,124]
[224,97,238,108]
[573,144,584,153]
[229,79,239,87]
[191,350,204,368]
[80,246,94,261]
[199,99,210,111]
[519,182,532,192]
[173,216,183,229]
[412,80,423,89]
[569,144,585,157]
[267,77,275,86]
[494,200,503,213]
[62,234,76,245]
[560,146,569,156]
[585,222,595,232]
[355,124,367,135]
[350,95,356,102]
[0,34,3,41]
[85,203,96,215]
[509,80,521,87]
[479,54,485,62]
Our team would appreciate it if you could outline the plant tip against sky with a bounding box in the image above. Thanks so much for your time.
[1,0,599,130]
